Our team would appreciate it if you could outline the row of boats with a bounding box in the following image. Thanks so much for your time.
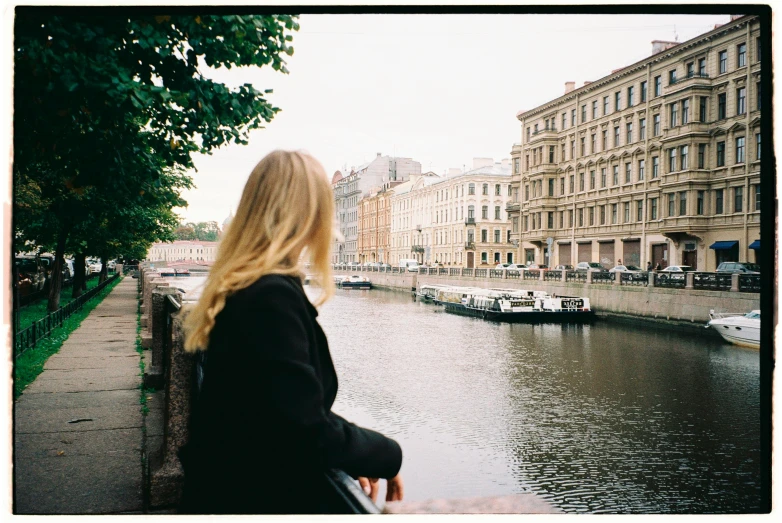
[415,284,594,323]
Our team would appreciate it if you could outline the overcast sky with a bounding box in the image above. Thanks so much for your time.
[173,12,733,224]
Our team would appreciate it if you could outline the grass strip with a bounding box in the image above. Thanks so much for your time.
[17,276,105,331]
[13,275,123,399]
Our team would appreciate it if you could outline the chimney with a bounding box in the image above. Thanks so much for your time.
[651,40,679,55]
[730,15,743,21]
[377,152,382,157]
[583,81,592,86]
[564,81,576,94]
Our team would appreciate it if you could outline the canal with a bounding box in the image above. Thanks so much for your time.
[311,286,761,514]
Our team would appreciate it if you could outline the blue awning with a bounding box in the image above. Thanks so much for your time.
[709,241,739,250]
[749,240,761,250]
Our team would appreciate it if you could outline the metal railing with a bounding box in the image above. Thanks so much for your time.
[620,272,648,286]
[464,241,475,250]
[489,269,504,278]
[475,268,487,277]
[693,272,731,291]
[591,272,614,284]
[566,270,586,282]
[506,269,521,279]
[523,270,540,280]
[544,269,563,281]
[738,274,761,293]
[465,217,476,225]
[654,273,686,288]
[450,268,460,276]
[462,268,473,277]
[14,273,121,357]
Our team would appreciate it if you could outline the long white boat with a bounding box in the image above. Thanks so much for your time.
[415,284,447,302]
[336,274,372,290]
[436,286,593,323]
[707,310,760,349]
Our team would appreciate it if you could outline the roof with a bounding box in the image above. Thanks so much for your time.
[435,163,511,182]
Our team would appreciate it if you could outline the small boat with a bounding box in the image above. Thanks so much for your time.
[437,286,593,323]
[707,310,760,349]
[415,284,445,302]
[155,268,191,277]
[337,274,372,289]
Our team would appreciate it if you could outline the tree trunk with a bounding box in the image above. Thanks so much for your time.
[47,230,67,313]
[72,252,86,298]
[99,255,108,283]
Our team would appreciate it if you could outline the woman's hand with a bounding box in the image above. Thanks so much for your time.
[386,474,404,502]
[358,477,379,502]
[358,474,404,503]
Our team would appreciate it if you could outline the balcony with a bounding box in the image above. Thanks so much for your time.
[464,241,476,250]
[505,202,520,213]
[665,72,712,95]
[412,245,425,253]
[465,217,476,225]
[528,127,559,144]
[416,224,422,232]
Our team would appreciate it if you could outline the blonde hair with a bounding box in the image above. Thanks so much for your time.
[183,150,335,353]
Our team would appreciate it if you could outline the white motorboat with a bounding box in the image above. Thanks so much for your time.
[707,310,760,349]
[337,274,372,289]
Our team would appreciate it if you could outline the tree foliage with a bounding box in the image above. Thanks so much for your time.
[13,10,299,310]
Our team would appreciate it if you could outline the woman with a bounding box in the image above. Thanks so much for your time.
[179,150,404,514]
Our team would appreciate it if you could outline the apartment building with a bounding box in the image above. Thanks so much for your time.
[333,153,422,263]
[509,15,761,271]
[390,160,514,267]
[357,182,402,264]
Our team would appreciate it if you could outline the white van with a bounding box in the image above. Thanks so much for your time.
[398,259,420,272]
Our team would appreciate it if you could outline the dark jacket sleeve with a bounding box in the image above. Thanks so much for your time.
[232,278,403,480]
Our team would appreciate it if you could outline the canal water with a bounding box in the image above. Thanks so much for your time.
[311,286,762,514]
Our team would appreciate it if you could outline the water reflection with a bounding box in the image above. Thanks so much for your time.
[315,287,761,513]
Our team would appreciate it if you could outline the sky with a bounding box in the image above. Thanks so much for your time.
[178,11,733,224]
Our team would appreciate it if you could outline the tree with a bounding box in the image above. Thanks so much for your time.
[14,11,299,310]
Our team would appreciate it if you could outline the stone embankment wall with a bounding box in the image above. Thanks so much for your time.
[353,272,759,328]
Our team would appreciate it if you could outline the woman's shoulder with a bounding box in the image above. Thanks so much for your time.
[230,274,306,306]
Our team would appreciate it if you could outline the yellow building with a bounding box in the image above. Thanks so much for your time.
[509,15,761,270]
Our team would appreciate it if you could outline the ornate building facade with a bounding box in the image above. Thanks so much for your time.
[509,15,761,270]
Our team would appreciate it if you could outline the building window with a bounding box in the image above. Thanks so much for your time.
[615,91,621,111]
[687,61,694,77]
[608,203,616,224]
[547,212,554,229]
[592,100,598,119]
[682,99,689,124]
[603,96,609,115]
[614,126,620,147]
[579,172,585,192]
[612,165,619,185]
[626,122,633,143]
[668,193,675,217]
[571,140,575,159]
[718,93,726,119]
[638,159,645,180]
[734,187,743,212]
[715,189,724,214]
[495,206,501,219]
[514,158,520,174]
[736,136,745,163]
[679,191,687,216]
[716,141,725,167]
[698,57,706,75]
[481,252,488,263]
[756,133,761,160]
[699,96,707,122]
[599,205,605,225]
[549,146,555,163]
[548,178,555,196]
[738,43,746,67]
[562,112,567,129]
[580,137,585,156]
[755,184,760,211]
[668,148,676,172]
[494,229,500,243]
[637,200,643,222]
[719,50,727,73]
[468,183,475,195]
[639,118,646,140]
[757,82,761,110]
[681,145,688,170]
[602,130,608,150]
[590,170,595,190]
[568,210,573,228]
[698,143,706,168]
[624,202,630,223]
[481,229,488,242]
[561,143,565,161]
[650,197,658,220]
[669,69,677,85]
[627,85,634,107]
[653,114,660,136]
[654,75,662,97]
[571,109,576,126]
[601,168,607,188]
[670,103,678,127]
[482,205,488,219]
[578,208,584,227]
[652,156,659,179]
[625,162,632,183]
[581,104,587,123]
[495,184,501,195]
[591,134,596,153]
[560,177,565,195]
[697,190,705,215]
[737,87,746,115]
[569,175,575,193]
[482,183,488,195]
[588,206,595,226]
[508,184,513,196]
[560,211,564,228]
[641,81,647,102]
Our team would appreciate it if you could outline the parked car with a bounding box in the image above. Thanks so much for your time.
[14,256,46,295]
[495,263,510,270]
[554,264,573,271]
[89,260,103,274]
[658,265,695,280]
[716,262,760,274]
[609,264,647,280]
[576,262,608,273]
[528,264,548,270]
[379,263,391,270]
[398,258,420,272]
[506,263,528,271]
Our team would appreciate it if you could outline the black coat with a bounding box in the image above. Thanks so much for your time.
[178,274,402,514]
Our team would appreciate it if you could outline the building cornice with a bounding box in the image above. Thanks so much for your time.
[517,15,757,121]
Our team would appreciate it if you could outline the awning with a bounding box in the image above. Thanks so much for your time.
[709,241,738,250]
[749,240,761,250]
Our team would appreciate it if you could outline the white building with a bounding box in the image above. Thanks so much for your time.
[146,240,220,263]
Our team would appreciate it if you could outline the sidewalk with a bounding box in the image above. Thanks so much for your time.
[14,277,143,514]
